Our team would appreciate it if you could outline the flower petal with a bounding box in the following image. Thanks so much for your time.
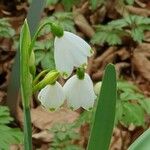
[63,73,96,110]
[64,31,92,56]
[54,37,74,77]
[63,75,81,109]
[54,31,92,77]
[38,82,65,109]
[80,74,97,110]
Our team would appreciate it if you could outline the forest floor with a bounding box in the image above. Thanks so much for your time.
[0,0,150,149]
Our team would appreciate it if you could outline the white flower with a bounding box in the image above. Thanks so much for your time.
[94,81,102,95]
[63,73,96,110]
[54,31,92,77]
[38,82,65,110]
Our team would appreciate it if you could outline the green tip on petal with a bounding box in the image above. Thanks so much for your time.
[51,23,64,37]
[90,48,94,55]
[61,72,69,79]
[49,108,56,111]
[76,67,85,80]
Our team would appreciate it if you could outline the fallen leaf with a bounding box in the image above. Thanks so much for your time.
[132,50,150,81]
[31,106,79,130]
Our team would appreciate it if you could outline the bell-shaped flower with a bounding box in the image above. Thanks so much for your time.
[54,31,92,78]
[38,82,65,110]
[63,73,96,110]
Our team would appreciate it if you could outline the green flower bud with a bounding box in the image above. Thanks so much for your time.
[33,70,60,92]
[51,23,64,37]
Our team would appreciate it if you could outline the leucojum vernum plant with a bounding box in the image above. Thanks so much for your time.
[20,19,117,150]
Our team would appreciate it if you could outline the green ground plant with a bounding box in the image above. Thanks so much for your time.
[0,18,15,38]
[0,106,23,149]
[91,15,150,45]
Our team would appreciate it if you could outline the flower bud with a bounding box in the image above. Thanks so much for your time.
[33,70,60,92]
[51,23,64,37]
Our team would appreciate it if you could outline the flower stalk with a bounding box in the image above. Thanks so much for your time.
[28,22,63,56]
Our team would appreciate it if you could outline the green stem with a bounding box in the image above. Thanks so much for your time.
[24,107,32,150]
[28,22,52,56]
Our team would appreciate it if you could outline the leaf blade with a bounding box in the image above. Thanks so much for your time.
[87,64,117,150]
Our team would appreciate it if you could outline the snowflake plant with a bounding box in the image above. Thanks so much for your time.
[36,23,96,111]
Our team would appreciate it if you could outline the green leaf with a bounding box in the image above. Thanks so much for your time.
[0,106,13,124]
[137,98,150,114]
[125,0,135,5]
[62,0,76,11]
[131,27,144,43]
[87,64,117,150]
[128,128,150,150]
[20,20,32,150]
[121,103,145,126]
[116,80,150,127]
[115,102,123,124]
[46,0,59,5]
[50,123,82,149]
[44,12,75,33]
[0,18,15,38]
[20,19,32,107]
[41,51,55,70]
[91,30,123,45]
[92,15,150,45]
[91,25,127,45]
[90,0,104,10]
[35,50,45,65]
[0,106,23,150]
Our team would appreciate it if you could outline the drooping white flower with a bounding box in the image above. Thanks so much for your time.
[63,73,96,110]
[54,31,92,77]
[38,82,65,110]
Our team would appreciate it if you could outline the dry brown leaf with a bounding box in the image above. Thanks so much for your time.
[115,62,130,77]
[132,50,150,81]
[32,130,53,143]
[94,47,116,64]
[116,47,130,60]
[110,128,131,150]
[10,144,23,150]
[126,6,150,16]
[73,12,95,38]
[31,106,79,130]
[0,90,6,103]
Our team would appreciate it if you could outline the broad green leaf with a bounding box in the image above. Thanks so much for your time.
[20,20,32,150]
[128,128,150,150]
[20,20,32,107]
[87,64,117,150]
